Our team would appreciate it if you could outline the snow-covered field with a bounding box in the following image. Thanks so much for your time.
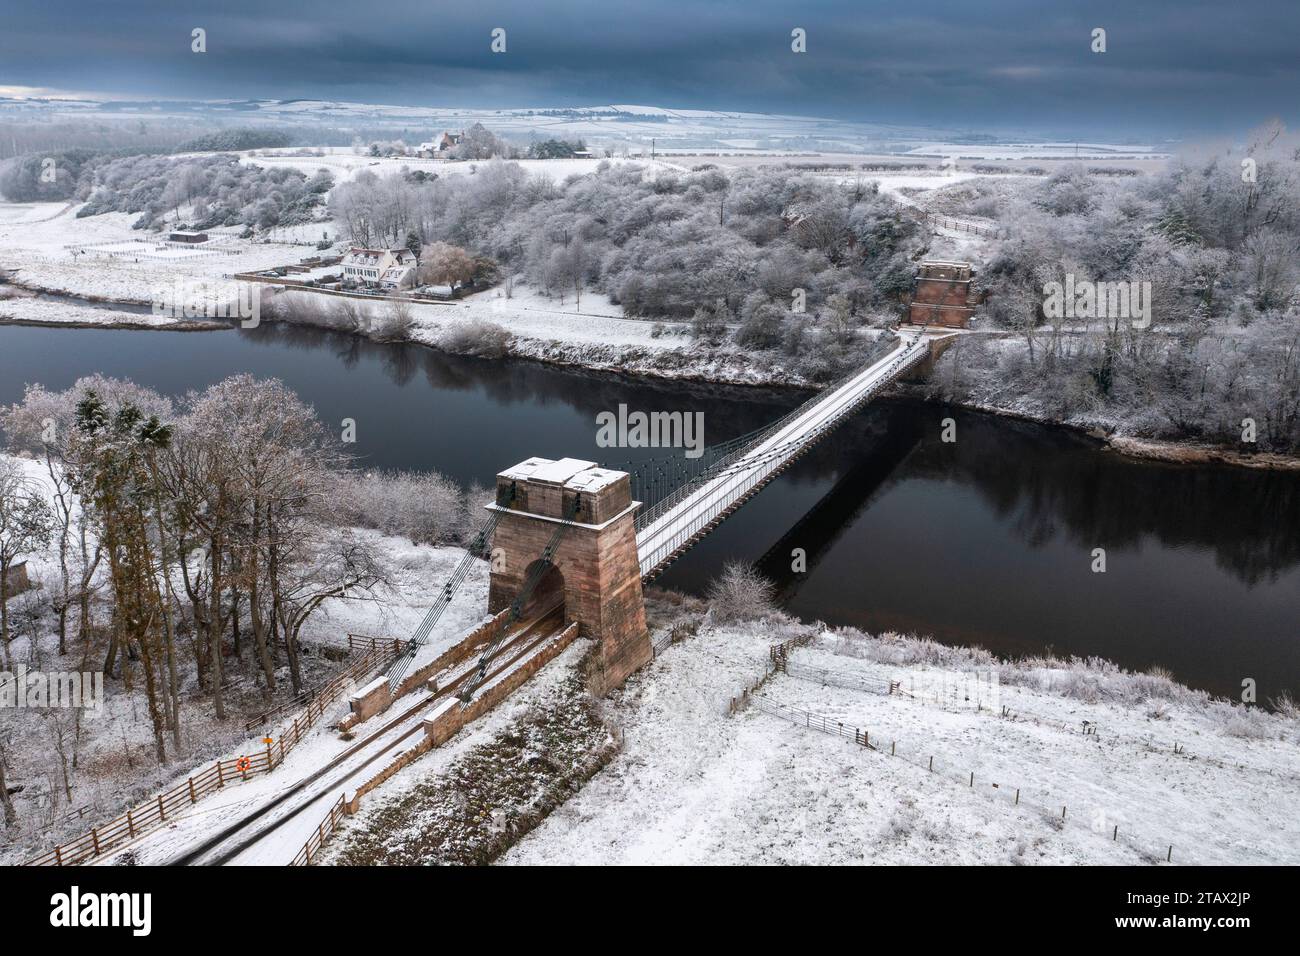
[502,617,1300,866]
[0,203,323,322]
[234,148,681,186]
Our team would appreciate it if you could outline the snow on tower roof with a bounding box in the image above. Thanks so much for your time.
[529,457,597,485]
[498,457,551,482]
[565,467,624,493]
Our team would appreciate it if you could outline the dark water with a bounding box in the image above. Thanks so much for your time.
[1,322,1297,700]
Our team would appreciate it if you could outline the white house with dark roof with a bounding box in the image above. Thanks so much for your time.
[341,247,418,288]
[415,131,464,158]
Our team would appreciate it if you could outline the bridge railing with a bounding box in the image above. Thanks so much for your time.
[639,339,931,578]
[636,337,925,534]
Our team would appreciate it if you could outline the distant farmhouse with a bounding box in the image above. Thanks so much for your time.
[341,247,418,289]
[415,131,464,158]
[169,230,208,244]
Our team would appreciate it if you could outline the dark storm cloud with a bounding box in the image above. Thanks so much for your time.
[2,0,1296,134]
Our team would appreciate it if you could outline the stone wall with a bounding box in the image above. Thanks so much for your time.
[352,625,582,802]
[1,560,32,601]
[337,608,514,732]
[424,624,582,747]
[347,676,392,723]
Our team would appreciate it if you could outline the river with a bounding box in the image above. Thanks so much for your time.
[1,321,1297,701]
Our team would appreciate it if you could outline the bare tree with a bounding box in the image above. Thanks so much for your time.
[0,458,54,670]
[374,300,415,342]
[0,729,16,829]
[707,561,778,624]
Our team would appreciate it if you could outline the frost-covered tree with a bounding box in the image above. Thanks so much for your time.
[707,561,777,624]
[0,459,54,669]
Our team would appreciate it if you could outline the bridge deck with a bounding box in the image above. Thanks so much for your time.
[636,332,938,578]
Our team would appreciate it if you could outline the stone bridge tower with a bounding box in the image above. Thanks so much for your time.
[487,457,652,693]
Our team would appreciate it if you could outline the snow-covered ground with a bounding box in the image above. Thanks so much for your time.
[315,637,599,866]
[0,450,492,864]
[3,530,492,867]
[400,284,686,348]
[0,203,325,327]
[232,149,681,186]
[0,156,990,386]
[502,617,1300,866]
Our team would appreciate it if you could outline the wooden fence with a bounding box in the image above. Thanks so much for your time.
[25,749,276,866]
[25,636,403,866]
[244,636,403,733]
[745,690,1179,865]
[904,208,1003,239]
[289,793,350,866]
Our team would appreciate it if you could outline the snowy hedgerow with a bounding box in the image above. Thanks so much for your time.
[436,319,513,358]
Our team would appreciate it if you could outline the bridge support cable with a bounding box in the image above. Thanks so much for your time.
[635,335,931,577]
[385,487,515,693]
[607,335,930,534]
[600,349,911,513]
[456,495,583,706]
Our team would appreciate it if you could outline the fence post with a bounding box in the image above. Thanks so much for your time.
[127,808,135,838]
[188,778,197,804]
[1061,806,1067,820]
[928,755,933,772]
[54,845,62,866]
[1015,788,1020,805]
[1113,825,1118,841]
[217,761,224,788]
[1167,845,1172,862]
[158,794,165,821]
[91,828,100,857]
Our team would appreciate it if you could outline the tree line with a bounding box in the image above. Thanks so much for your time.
[931,122,1300,452]
[330,159,927,382]
[1,374,481,771]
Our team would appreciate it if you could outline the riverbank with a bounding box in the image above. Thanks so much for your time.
[0,282,226,330]
[890,380,1300,472]
[5,284,1297,470]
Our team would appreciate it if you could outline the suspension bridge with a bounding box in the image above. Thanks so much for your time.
[85,328,954,867]
[391,328,953,702]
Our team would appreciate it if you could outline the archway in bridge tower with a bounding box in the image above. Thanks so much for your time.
[518,559,565,621]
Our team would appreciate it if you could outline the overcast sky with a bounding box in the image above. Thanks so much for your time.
[2,0,1296,135]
